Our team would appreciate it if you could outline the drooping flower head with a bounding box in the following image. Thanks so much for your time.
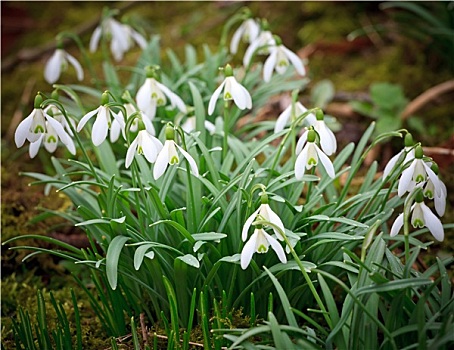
[383,133,416,180]
[89,9,147,61]
[295,129,335,180]
[136,66,187,119]
[243,19,275,67]
[397,146,441,197]
[423,163,447,217]
[153,124,199,180]
[391,189,444,241]
[76,91,126,146]
[44,41,84,84]
[208,64,252,115]
[263,35,306,82]
[230,17,260,54]
[312,110,337,156]
[274,97,316,134]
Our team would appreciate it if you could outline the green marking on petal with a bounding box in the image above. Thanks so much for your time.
[170,155,179,165]
[138,146,143,155]
[415,174,425,183]
[424,190,433,199]
[151,92,158,98]
[308,157,317,166]
[157,98,164,106]
[34,125,45,134]
[46,135,57,143]
[278,60,288,67]
[224,92,232,100]
[257,244,267,253]
[412,218,424,228]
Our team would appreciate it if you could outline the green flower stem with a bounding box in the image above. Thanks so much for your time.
[222,100,230,161]
[402,189,418,277]
[56,31,102,90]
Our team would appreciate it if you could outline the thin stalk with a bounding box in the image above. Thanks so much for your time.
[222,100,230,161]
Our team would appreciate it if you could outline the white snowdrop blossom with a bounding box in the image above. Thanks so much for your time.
[125,130,163,168]
[181,116,215,135]
[391,200,444,242]
[90,17,146,61]
[274,101,316,133]
[29,119,76,158]
[208,65,252,115]
[242,196,285,242]
[230,18,260,54]
[243,30,275,67]
[153,126,199,180]
[263,43,305,82]
[241,227,287,270]
[44,48,84,84]
[44,104,76,137]
[397,146,441,197]
[76,93,125,146]
[295,129,335,180]
[423,164,447,217]
[136,76,187,119]
[383,134,416,179]
[312,118,337,156]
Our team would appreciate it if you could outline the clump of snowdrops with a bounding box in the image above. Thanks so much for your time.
[7,7,453,350]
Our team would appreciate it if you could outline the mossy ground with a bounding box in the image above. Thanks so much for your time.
[2,2,453,348]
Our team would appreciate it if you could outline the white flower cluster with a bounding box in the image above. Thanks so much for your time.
[385,136,446,241]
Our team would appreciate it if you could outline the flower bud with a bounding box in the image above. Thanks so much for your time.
[224,64,233,77]
[260,192,269,205]
[315,109,324,121]
[101,91,110,105]
[272,35,282,46]
[145,65,160,79]
[34,94,43,109]
[415,145,423,159]
[307,129,316,143]
[430,162,439,175]
[414,188,424,203]
[51,90,60,101]
[165,124,175,140]
[404,133,414,147]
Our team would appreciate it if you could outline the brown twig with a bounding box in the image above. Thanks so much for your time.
[1,1,140,73]
[140,312,148,346]
[401,80,454,120]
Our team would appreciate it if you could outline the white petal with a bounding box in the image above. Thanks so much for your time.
[109,18,130,52]
[65,52,84,81]
[263,231,287,264]
[295,146,309,180]
[434,190,446,217]
[204,120,216,134]
[282,46,306,76]
[243,39,260,67]
[92,108,108,146]
[110,119,121,143]
[242,208,261,241]
[208,80,226,115]
[156,82,187,113]
[44,50,62,84]
[263,49,277,82]
[390,213,404,237]
[421,203,444,241]
[141,132,160,163]
[29,135,44,158]
[315,145,335,178]
[295,130,308,155]
[89,26,102,53]
[45,114,70,145]
[274,106,291,133]
[423,162,442,197]
[15,112,35,147]
[136,79,152,112]
[131,29,147,49]
[398,161,416,197]
[315,121,337,156]
[229,78,248,110]
[241,232,258,270]
[262,204,285,240]
[176,144,199,177]
[153,141,170,180]
[383,151,403,179]
[64,135,76,155]
[77,107,99,132]
[125,136,139,168]
[230,24,244,54]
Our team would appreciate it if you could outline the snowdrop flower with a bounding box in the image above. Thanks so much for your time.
[243,28,275,67]
[125,129,163,168]
[76,92,125,146]
[241,225,287,270]
[136,67,187,119]
[45,104,76,137]
[242,193,285,242]
[153,125,199,180]
[383,133,415,179]
[397,146,440,197]
[390,191,444,241]
[230,18,260,54]
[295,129,335,180]
[90,15,146,62]
[312,111,337,156]
[29,119,76,158]
[263,37,305,82]
[208,64,252,115]
[274,101,316,133]
[423,163,447,217]
[44,46,84,84]
[181,116,215,135]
